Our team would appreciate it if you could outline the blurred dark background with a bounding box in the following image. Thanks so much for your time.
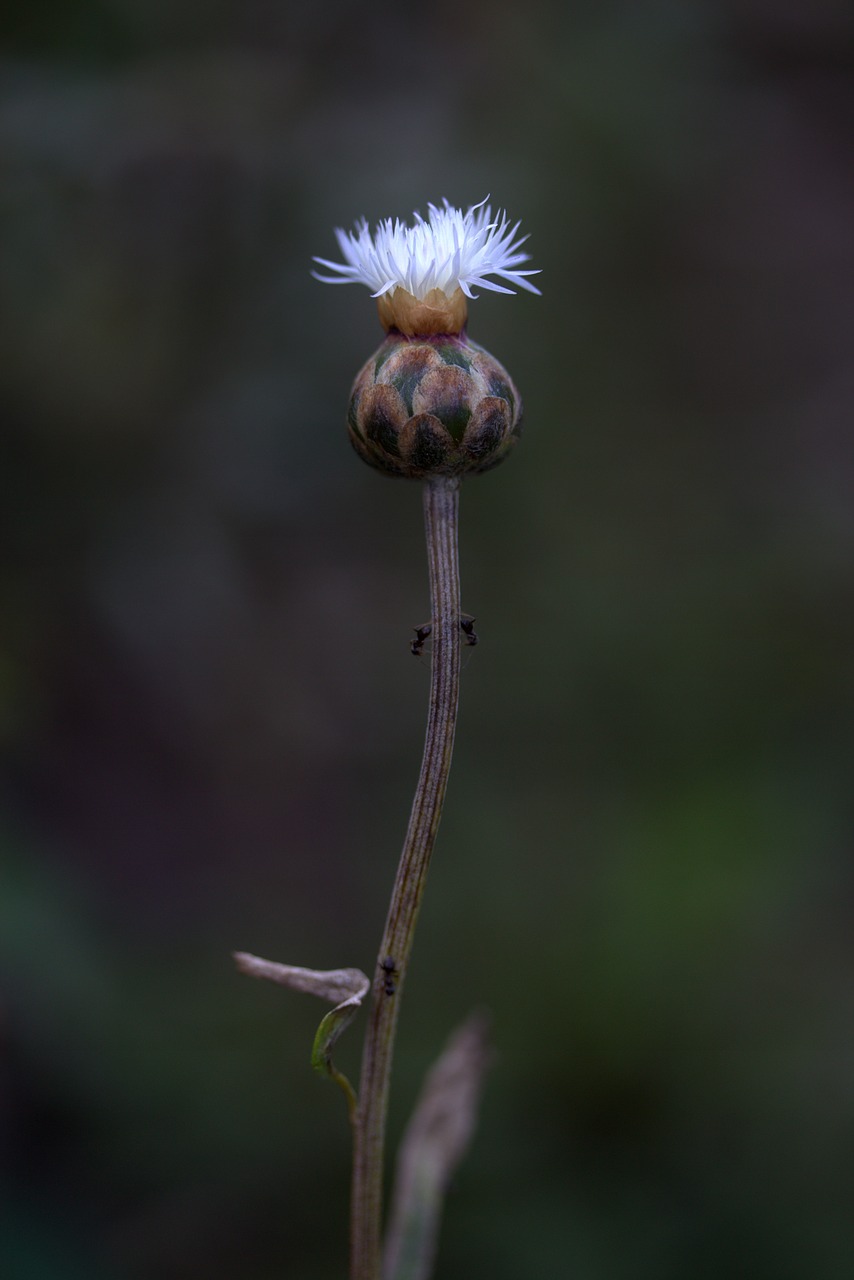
[2,0,853,1276]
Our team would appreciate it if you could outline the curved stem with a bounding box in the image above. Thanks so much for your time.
[350,475,462,1280]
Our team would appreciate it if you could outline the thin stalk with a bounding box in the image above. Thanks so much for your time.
[350,475,462,1280]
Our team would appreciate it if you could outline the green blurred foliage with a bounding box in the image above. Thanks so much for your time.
[2,0,853,1276]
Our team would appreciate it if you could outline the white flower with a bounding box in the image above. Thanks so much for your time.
[312,198,541,301]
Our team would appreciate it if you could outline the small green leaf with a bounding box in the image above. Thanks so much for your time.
[233,952,369,1119]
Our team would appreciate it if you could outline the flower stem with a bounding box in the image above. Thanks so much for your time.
[350,475,463,1280]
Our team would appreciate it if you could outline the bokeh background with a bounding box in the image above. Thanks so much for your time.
[2,0,853,1276]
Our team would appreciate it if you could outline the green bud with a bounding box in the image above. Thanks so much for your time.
[347,333,522,479]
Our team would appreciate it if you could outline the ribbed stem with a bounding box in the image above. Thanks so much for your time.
[350,476,462,1280]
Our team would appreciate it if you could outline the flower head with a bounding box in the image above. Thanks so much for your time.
[313,198,540,336]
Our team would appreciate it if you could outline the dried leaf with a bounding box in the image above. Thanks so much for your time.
[383,1012,493,1280]
[233,951,369,1119]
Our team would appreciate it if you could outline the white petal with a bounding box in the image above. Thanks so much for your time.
[313,199,541,301]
